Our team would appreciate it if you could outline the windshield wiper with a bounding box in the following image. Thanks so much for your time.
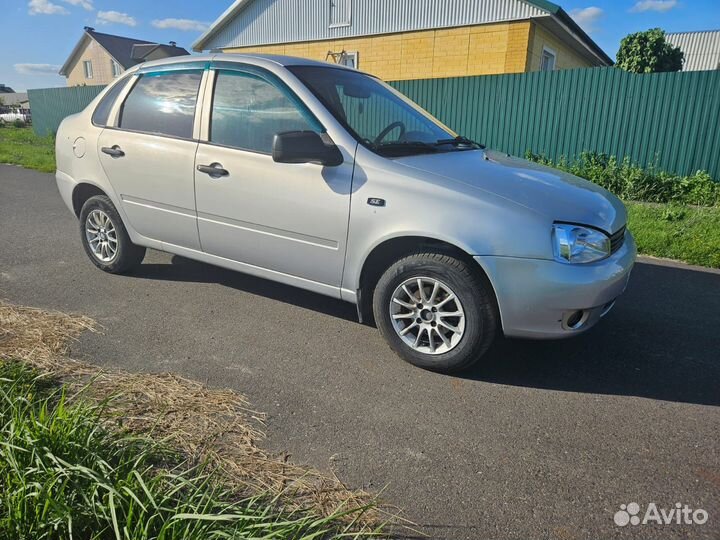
[371,141,440,156]
[434,136,485,149]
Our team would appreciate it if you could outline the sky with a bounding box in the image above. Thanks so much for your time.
[2,0,719,91]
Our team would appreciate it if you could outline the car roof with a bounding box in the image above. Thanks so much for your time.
[135,53,354,72]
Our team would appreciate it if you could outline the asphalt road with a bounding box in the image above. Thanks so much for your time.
[1,164,719,540]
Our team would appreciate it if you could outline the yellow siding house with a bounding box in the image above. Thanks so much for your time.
[193,0,612,81]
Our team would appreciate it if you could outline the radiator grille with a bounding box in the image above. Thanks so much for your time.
[610,226,626,254]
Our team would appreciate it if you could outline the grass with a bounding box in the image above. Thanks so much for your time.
[0,126,55,173]
[0,362,380,540]
[626,202,720,268]
[0,301,389,538]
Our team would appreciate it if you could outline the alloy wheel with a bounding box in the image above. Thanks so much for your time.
[389,277,466,355]
[85,209,118,263]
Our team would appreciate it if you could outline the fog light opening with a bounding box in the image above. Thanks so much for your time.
[565,310,587,330]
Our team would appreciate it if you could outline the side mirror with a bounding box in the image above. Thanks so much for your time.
[272,131,343,167]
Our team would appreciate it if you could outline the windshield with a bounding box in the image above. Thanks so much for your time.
[289,66,472,157]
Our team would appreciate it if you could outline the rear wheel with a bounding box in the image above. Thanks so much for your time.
[373,252,498,373]
[79,195,145,274]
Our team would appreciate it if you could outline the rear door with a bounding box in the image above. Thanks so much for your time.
[98,67,205,250]
[193,65,354,288]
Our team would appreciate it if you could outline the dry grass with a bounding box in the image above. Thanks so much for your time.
[0,300,389,529]
[0,301,94,364]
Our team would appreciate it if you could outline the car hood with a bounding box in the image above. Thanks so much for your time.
[395,149,627,233]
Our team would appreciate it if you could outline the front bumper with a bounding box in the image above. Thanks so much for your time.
[475,231,637,339]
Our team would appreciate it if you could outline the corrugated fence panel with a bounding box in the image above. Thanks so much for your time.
[390,67,720,178]
[28,85,106,136]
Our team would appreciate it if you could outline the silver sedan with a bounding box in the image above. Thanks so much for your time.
[55,54,636,372]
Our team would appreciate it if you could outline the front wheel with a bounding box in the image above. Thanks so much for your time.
[79,195,146,274]
[373,252,498,373]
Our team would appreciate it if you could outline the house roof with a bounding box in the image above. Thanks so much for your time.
[59,28,190,76]
[0,92,28,106]
[666,30,720,71]
[528,0,613,65]
[193,0,253,52]
[192,0,612,66]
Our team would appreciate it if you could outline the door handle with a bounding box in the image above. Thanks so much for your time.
[197,163,229,178]
[101,146,125,158]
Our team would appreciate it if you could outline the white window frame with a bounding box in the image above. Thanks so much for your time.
[83,60,93,79]
[540,46,557,72]
[329,0,351,28]
[340,51,359,69]
[111,59,122,78]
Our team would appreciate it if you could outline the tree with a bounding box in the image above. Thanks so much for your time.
[616,28,684,73]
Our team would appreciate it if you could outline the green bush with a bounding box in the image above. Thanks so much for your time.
[526,151,720,207]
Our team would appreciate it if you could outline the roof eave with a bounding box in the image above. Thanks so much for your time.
[523,0,612,65]
[553,8,613,65]
[59,32,91,76]
[193,0,253,52]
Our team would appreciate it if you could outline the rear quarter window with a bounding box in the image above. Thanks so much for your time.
[92,77,131,127]
[119,70,203,139]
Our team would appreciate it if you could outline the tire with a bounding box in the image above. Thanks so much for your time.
[373,251,498,373]
[79,195,146,274]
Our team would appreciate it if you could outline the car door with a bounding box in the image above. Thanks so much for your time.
[194,66,354,289]
[98,68,204,250]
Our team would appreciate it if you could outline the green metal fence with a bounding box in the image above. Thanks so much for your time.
[390,67,720,178]
[27,67,720,178]
[28,85,106,136]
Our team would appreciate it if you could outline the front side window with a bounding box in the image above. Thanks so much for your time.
[289,66,458,156]
[83,60,93,79]
[210,70,321,154]
[119,70,202,139]
[92,76,130,126]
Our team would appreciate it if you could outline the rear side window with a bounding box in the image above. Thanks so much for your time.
[119,70,203,139]
[92,77,130,127]
[209,70,320,153]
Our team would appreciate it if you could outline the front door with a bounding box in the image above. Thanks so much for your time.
[98,69,204,250]
[194,68,354,288]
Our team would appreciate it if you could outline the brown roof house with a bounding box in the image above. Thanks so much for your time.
[59,27,190,86]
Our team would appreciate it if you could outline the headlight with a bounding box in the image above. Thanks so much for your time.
[552,223,610,264]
